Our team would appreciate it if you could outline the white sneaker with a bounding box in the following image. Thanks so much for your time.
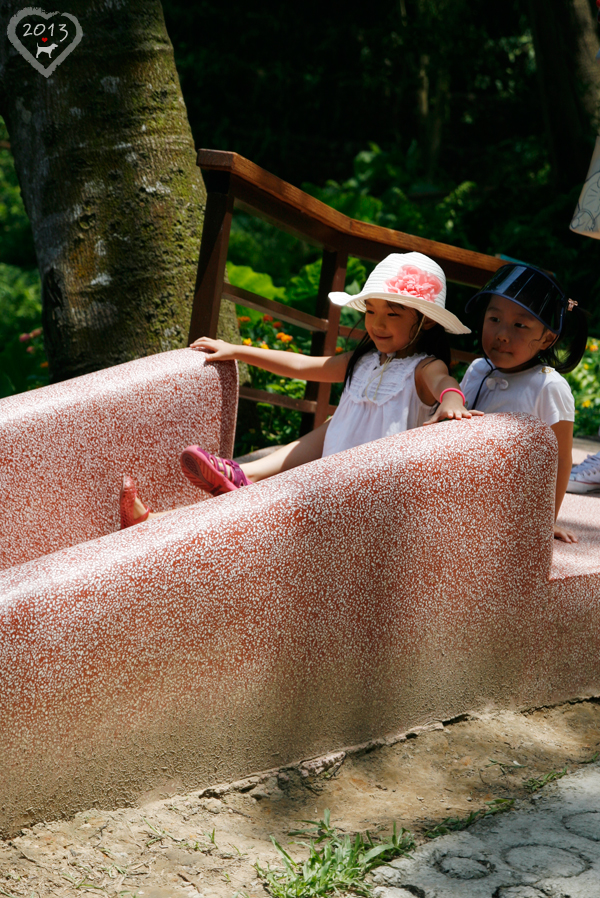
[567,451,600,493]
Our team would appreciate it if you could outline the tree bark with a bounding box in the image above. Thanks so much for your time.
[0,0,237,381]
[572,0,600,124]
[526,0,597,190]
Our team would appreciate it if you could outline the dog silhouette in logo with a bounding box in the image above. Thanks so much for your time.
[36,42,58,59]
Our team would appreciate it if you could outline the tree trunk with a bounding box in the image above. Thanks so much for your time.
[415,53,450,180]
[572,0,600,125]
[0,0,237,381]
[526,0,597,190]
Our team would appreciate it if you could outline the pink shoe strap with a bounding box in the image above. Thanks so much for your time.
[212,455,249,488]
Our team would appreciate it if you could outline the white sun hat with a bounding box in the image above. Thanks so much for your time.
[329,252,471,335]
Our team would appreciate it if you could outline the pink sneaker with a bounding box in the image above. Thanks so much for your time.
[180,446,250,496]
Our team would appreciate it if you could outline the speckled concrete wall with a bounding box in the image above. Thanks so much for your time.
[0,349,238,570]
[2,411,595,837]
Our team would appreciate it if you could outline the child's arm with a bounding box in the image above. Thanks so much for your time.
[190,336,350,383]
[416,358,484,424]
[551,420,577,544]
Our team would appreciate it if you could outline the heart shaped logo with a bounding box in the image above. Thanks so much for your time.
[7,8,83,79]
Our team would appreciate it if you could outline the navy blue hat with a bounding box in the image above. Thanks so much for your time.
[465,264,569,335]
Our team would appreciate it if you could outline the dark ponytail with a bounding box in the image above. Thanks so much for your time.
[343,312,452,389]
[470,267,589,375]
[537,304,588,374]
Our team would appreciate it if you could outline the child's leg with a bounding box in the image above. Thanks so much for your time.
[241,419,330,483]
[127,420,330,525]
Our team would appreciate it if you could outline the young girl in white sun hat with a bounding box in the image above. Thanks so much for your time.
[120,252,482,527]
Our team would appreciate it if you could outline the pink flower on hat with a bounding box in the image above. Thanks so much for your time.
[385,265,442,302]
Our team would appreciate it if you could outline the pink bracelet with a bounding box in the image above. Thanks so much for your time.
[439,387,466,404]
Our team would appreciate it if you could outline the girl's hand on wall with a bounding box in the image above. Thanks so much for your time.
[190,337,237,360]
[424,399,484,425]
[554,523,578,543]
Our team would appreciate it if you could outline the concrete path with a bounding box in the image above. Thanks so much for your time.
[573,435,600,465]
[373,765,600,898]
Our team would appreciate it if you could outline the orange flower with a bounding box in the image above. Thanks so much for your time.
[237,315,251,323]
[40,361,49,368]
[277,333,293,343]
[335,346,344,353]
[242,338,252,346]
[260,342,269,349]
[263,315,273,322]
[273,321,282,327]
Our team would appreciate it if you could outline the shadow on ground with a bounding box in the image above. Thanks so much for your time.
[1,699,599,897]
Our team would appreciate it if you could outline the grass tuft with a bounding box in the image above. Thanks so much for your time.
[255,809,414,898]
[524,766,568,793]
[581,751,600,765]
[424,798,515,839]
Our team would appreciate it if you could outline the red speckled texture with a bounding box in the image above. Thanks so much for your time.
[0,349,238,571]
[3,411,597,836]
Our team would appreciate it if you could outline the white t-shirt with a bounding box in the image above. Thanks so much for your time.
[322,351,433,457]
[460,357,574,426]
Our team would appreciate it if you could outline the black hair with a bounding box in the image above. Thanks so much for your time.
[475,290,588,374]
[343,311,452,389]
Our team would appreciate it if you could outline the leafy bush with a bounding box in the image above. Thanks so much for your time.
[303,143,478,250]
[566,338,600,437]
[0,118,36,269]
[0,118,47,397]
[0,264,48,397]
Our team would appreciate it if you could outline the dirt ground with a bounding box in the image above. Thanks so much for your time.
[1,699,600,898]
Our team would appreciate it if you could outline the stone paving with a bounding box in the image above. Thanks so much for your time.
[372,766,600,898]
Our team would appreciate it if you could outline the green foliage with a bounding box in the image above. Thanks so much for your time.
[0,118,47,397]
[0,118,36,269]
[234,311,307,452]
[304,144,478,249]
[566,338,600,436]
[524,766,568,793]
[0,263,41,347]
[227,262,287,302]
[255,810,414,898]
[229,214,314,288]
[0,264,48,397]
[424,798,515,839]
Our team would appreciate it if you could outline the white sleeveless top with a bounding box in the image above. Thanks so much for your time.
[322,351,433,457]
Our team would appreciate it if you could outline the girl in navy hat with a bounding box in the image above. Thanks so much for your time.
[461,263,587,543]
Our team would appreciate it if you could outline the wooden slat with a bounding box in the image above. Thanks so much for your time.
[188,176,234,343]
[304,248,347,430]
[239,385,336,416]
[338,325,367,341]
[222,283,328,333]
[451,350,479,364]
[197,150,506,287]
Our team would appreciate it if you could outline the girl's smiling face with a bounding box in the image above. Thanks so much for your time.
[482,295,555,372]
[365,298,430,356]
